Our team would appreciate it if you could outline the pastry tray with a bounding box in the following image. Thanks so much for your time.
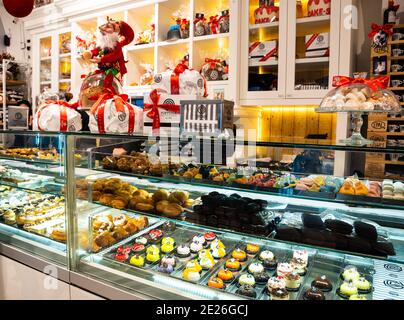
[293,189,336,200]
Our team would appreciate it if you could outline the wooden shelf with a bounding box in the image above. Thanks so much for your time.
[0,80,26,87]
[59,79,71,83]
[388,87,404,91]
[388,118,404,122]
[385,161,404,165]
[390,72,404,76]
[390,56,404,60]
[392,24,404,29]
[249,21,279,30]
[40,56,52,61]
[194,33,230,42]
[383,132,404,136]
[389,40,404,45]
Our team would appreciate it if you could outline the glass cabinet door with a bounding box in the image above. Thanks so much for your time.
[59,32,72,94]
[241,0,287,101]
[286,0,339,99]
[39,36,52,93]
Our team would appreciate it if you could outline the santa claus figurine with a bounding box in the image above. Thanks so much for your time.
[82,17,134,81]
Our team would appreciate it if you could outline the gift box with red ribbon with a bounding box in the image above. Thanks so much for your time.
[201,58,227,81]
[33,100,83,132]
[144,89,199,136]
[89,89,143,134]
[152,62,207,97]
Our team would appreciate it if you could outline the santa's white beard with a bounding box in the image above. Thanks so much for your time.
[96,29,119,50]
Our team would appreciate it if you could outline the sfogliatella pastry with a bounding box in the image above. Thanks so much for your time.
[236,285,257,298]
[303,286,325,300]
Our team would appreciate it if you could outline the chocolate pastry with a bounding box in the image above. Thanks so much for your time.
[270,288,289,300]
[311,275,333,292]
[246,202,261,214]
[354,221,378,241]
[253,272,270,284]
[348,236,372,254]
[275,226,302,242]
[373,241,396,256]
[253,199,268,210]
[325,219,353,235]
[334,233,349,250]
[302,213,325,230]
[303,286,325,300]
[262,259,277,270]
[230,193,241,199]
[236,284,257,298]
[209,191,220,197]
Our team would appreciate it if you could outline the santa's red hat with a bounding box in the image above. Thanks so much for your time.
[119,21,135,46]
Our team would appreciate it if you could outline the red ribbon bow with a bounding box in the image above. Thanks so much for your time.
[332,75,390,91]
[144,89,180,131]
[169,62,189,94]
[209,15,219,34]
[368,23,394,38]
[205,58,221,70]
[37,100,79,132]
[90,88,135,134]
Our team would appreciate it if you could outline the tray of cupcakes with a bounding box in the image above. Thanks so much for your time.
[171,233,239,285]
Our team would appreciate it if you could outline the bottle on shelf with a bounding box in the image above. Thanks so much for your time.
[384,0,399,25]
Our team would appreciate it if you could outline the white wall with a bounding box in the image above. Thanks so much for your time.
[0,6,30,62]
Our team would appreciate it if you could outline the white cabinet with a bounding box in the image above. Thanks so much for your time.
[69,0,240,102]
[240,0,348,105]
[32,28,72,107]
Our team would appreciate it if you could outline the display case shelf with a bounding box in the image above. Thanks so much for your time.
[249,21,279,30]
[193,33,230,42]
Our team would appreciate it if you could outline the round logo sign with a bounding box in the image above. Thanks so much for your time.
[163,99,175,105]
[15,112,23,120]
[154,74,162,83]
[118,112,127,122]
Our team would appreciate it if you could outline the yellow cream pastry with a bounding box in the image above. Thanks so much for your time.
[342,266,361,282]
[186,260,202,273]
[339,281,358,297]
[349,294,367,300]
[353,277,371,292]
[130,255,145,267]
[161,243,175,254]
[183,268,201,282]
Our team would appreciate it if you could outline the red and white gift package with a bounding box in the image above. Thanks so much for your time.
[33,100,82,132]
[144,62,207,136]
[308,0,331,17]
[89,90,143,134]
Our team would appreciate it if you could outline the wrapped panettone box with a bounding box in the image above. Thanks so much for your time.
[89,92,143,134]
[144,89,197,136]
[152,62,207,97]
[33,100,82,132]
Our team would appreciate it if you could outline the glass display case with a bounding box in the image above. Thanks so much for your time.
[67,133,404,300]
[0,132,68,268]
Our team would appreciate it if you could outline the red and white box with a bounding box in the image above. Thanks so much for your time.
[152,63,207,97]
[308,0,331,17]
[144,89,200,136]
[249,40,278,63]
[89,95,143,134]
[33,101,82,132]
[305,33,329,52]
